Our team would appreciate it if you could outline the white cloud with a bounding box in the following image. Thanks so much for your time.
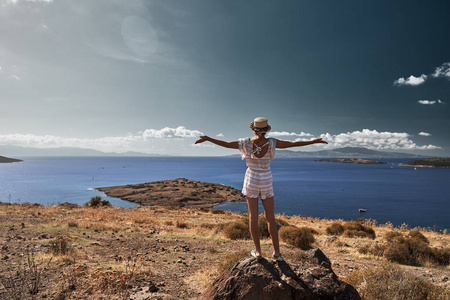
[394,62,450,87]
[393,74,427,86]
[315,129,441,151]
[418,100,436,105]
[418,99,445,105]
[0,126,203,153]
[269,131,313,137]
[432,62,450,79]
[0,128,441,154]
[142,126,203,139]
[418,132,431,136]
[216,133,224,137]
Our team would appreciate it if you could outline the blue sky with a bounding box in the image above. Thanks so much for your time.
[0,0,449,156]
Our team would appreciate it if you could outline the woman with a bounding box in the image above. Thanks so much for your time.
[195,117,327,261]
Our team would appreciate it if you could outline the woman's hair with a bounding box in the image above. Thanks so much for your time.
[250,122,271,132]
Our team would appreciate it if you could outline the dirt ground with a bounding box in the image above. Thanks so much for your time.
[0,203,449,299]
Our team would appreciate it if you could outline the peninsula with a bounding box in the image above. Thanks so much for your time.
[0,156,22,163]
[315,158,386,164]
[399,158,450,168]
[97,178,244,207]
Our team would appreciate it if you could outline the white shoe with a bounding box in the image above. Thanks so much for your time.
[272,254,284,262]
[251,250,262,259]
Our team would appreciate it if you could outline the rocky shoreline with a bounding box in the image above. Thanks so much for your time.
[97,178,244,208]
[0,156,22,163]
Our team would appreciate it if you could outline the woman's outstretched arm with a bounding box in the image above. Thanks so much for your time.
[195,136,239,149]
[275,138,327,149]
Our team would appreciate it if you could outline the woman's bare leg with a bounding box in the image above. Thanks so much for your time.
[261,197,280,257]
[246,197,261,256]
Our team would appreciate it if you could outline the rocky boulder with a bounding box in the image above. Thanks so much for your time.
[199,248,360,300]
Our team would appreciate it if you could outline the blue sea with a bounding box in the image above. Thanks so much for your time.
[1,156,449,231]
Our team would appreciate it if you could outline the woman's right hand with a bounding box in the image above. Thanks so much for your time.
[195,136,209,144]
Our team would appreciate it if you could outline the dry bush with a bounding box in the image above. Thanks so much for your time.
[84,196,111,208]
[0,251,53,300]
[343,221,376,239]
[344,263,449,300]
[223,221,250,240]
[211,209,225,214]
[218,250,249,274]
[326,222,345,236]
[176,220,189,229]
[49,235,73,255]
[279,226,315,249]
[57,256,145,299]
[359,231,450,266]
[239,216,291,239]
[408,230,429,244]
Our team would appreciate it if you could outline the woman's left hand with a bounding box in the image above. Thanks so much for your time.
[313,138,328,144]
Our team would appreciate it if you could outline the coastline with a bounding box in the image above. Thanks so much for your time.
[97,178,245,208]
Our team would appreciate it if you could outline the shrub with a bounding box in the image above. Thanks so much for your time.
[84,196,111,208]
[343,221,376,239]
[223,222,250,240]
[408,230,429,244]
[258,216,270,238]
[49,235,72,255]
[384,231,403,241]
[344,263,449,300]
[359,231,450,266]
[211,209,225,214]
[68,222,78,228]
[326,222,345,236]
[241,216,291,239]
[279,226,315,249]
[176,221,188,229]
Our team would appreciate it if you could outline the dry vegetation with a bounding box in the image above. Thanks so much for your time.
[0,200,449,299]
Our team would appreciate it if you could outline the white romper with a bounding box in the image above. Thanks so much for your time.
[238,137,276,200]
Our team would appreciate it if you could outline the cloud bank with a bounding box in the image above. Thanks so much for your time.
[141,126,202,139]
[314,129,441,151]
[0,126,203,153]
[0,128,441,154]
[269,131,313,137]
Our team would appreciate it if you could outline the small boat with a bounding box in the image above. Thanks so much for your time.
[359,208,367,212]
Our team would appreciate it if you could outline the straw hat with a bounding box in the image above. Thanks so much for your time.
[253,117,269,128]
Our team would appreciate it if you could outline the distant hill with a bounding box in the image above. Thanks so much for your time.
[0,155,23,163]
[0,145,159,157]
[249,147,427,158]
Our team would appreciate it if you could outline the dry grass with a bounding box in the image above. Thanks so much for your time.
[1,202,449,299]
[344,263,450,300]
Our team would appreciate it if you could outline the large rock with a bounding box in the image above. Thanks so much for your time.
[199,248,360,300]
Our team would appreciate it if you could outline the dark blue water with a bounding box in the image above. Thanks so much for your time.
[1,157,449,230]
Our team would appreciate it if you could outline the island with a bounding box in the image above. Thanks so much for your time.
[0,155,23,163]
[399,158,450,168]
[315,158,386,164]
[97,178,244,207]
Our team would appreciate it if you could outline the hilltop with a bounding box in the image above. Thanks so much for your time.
[0,201,448,299]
